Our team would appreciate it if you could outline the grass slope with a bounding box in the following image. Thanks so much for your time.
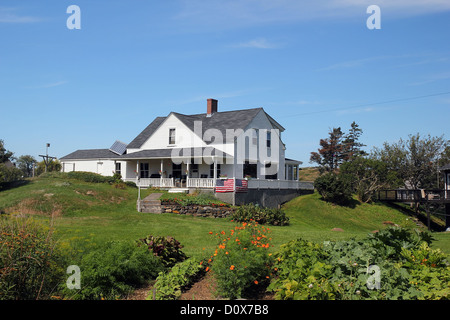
[1,175,449,258]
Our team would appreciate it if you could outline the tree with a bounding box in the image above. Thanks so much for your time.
[342,121,367,161]
[35,159,61,176]
[17,155,37,177]
[314,171,353,205]
[371,133,448,190]
[340,157,393,203]
[310,127,346,172]
[0,139,14,163]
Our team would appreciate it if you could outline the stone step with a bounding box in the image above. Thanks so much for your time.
[141,199,161,205]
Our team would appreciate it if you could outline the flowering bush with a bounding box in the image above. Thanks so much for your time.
[208,220,273,299]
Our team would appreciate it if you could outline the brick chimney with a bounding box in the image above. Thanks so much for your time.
[207,99,218,116]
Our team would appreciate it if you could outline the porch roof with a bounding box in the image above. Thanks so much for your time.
[118,147,233,160]
[285,158,303,165]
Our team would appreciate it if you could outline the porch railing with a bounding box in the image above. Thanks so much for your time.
[377,189,450,203]
[247,179,314,190]
[125,177,314,190]
[126,177,174,188]
[187,178,215,188]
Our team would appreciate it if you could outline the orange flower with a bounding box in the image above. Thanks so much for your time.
[209,231,213,235]
[225,251,229,255]
[254,280,258,285]
[230,265,235,270]
[206,267,210,272]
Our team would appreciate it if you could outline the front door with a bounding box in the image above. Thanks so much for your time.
[172,163,182,179]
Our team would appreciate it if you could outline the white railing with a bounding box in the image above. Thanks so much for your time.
[247,179,314,190]
[187,178,215,188]
[125,177,174,188]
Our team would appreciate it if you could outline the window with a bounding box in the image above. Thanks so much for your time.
[140,163,149,178]
[264,162,277,180]
[210,163,221,178]
[169,128,176,145]
[266,131,271,148]
[243,161,257,178]
[252,129,258,145]
[115,162,121,175]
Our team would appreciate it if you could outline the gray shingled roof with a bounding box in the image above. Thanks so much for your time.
[127,108,270,149]
[127,117,166,149]
[62,107,282,161]
[60,149,122,160]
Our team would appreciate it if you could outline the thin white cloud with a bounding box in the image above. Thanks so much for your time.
[318,55,394,71]
[231,38,279,49]
[409,72,450,86]
[173,0,450,30]
[0,7,41,23]
[25,81,68,89]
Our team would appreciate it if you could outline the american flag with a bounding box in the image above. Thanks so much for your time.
[235,179,248,193]
[215,179,235,193]
[215,179,248,193]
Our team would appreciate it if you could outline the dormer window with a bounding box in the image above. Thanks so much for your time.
[169,128,176,145]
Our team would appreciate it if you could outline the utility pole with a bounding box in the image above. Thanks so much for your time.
[39,143,56,173]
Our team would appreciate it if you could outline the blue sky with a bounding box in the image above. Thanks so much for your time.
[1,0,449,166]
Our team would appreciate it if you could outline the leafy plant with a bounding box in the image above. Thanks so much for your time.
[138,235,187,267]
[64,241,164,300]
[231,203,290,226]
[152,258,205,300]
[268,227,450,300]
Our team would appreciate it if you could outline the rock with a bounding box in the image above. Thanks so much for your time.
[383,221,400,227]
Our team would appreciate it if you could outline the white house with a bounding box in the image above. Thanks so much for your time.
[60,99,306,191]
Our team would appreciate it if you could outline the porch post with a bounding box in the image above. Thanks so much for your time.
[186,161,190,188]
[160,159,164,186]
[136,160,140,183]
[213,157,217,187]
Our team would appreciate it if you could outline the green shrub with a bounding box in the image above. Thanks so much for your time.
[138,235,187,267]
[152,258,205,300]
[124,181,137,188]
[231,203,290,226]
[0,216,66,300]
[209,221,273,299]
[67,171,114,184]
[314,172,353,205]
[64,241,164,300]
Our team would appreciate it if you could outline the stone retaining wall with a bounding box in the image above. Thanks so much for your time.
[159,202,235,218]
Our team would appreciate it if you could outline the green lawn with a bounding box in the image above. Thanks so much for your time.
[1,175,449,259]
